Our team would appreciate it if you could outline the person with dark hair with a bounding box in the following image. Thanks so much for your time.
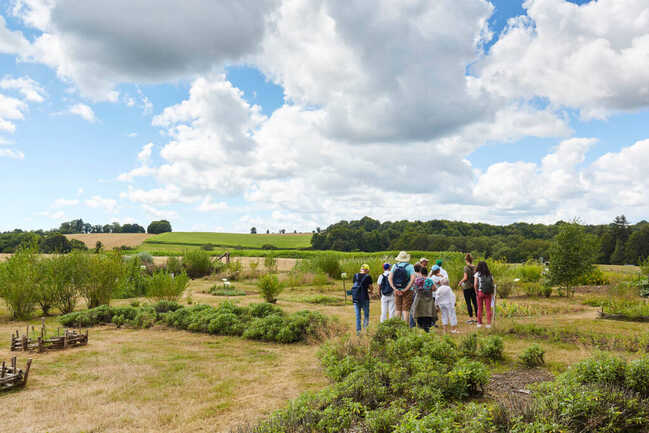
[457,253,478,324]
[412,267,435,332]
[473,261,495,328]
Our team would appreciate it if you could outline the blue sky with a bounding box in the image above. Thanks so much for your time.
[1,0,649,232]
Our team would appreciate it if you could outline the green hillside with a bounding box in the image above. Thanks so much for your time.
[142,232,312,250]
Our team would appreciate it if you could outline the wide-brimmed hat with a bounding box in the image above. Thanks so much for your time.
[395,251,410,262]
[420,257,429,263]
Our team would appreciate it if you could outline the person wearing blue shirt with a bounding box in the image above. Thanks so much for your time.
[388,251,416,323]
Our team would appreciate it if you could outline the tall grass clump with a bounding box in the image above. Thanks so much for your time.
[0,242,39,319]
[81,252,126,308]
[258,274,283,303]
[182,249,212,278]
[311,254,342,279]
[165,255,183,275]
[145,270,189,302]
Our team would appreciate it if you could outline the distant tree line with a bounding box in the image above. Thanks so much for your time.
[57,218,146,234]
[0,219,173,253]
[311,215,649,264]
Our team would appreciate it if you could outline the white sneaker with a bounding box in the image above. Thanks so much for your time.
[486,324,491,329]
[476,323,482,328]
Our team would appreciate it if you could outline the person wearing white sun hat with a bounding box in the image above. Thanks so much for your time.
[388,251,416,323]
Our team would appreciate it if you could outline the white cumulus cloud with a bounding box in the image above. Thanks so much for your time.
[68,103,96,122]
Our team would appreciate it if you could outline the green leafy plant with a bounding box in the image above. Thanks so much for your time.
[258,273,283,303]
[145,270,189,302]
[519,344,545,368]
[549,222,598,297]
[459,333,479,357]
[264,254,278,273]
[81,252,126,308]
[165,256,183,275]
[182,249,212,278]
[478,335,504,361]
[0,241,39,319]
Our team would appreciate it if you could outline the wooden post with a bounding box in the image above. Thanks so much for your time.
[11,356,16,372]
[1,361,5,378]
[22,359,32,386]
[37,337,44,353]
[63,332,68,349]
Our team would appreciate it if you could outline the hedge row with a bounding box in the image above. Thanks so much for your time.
[59,301,332,344]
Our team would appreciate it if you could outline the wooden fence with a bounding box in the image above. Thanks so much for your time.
[11,321,88,353]
[0,357,32,391]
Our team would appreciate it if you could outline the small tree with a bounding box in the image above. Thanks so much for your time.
[0,241,39,319]
[610,239,626,265]
[250,227,257,234]
[257,274,282,303]
[147,220,172,234]
[95,240,103,254]
[145,270,189,302]
[549,222,598,296]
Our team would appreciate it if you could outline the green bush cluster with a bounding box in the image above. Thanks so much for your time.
[161,301,330,343]
[242,329,649,433]
[519,344,545,368]
[0,244,131,319]
[182,249,212,278]
[59,301,182,328]
[145,270,189,302]
[243,319,490,433]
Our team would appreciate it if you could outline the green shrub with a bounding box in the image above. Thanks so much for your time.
[258,273,283,303]
[200,243,215,251]
[570,353,627,388]
[312,272,331,287]
[224,260,242,280]
[541,285,552,298]
[182,249,212,278]
[516,261,543,282]
[136,251,154,265]
[145,270,189,302]
[264,255,278,273]
[576,265,610,286]
[165,256,183,275]
[497,279,514,298]
[478,335,504,361]
[81,252,126,308]
[0,242,39,319]
[115,256,148,298]
[459,333,479,357]
[519,344,545,368]
[312,254,342,279]
[444,358,489,398]
[626,357,649,397]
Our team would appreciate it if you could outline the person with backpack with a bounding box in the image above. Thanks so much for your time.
[377,263,395,322]
[473,261,495,328]
[457,253,478,324]
[389,251,416,323]
[351,264,374,334]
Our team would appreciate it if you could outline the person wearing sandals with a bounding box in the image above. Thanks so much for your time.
[457,253,478,324]
[389,251,416,323]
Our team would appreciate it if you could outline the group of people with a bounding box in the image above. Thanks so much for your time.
[350,251,495,335]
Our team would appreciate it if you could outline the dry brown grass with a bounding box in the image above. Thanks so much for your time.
[65,233,153,250]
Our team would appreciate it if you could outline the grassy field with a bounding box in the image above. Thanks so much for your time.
[1,258,648,432]
[142,232,312,250]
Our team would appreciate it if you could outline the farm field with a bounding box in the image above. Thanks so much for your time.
[65,233,153,249]
[142,232,313,250]
[1,250,649,432]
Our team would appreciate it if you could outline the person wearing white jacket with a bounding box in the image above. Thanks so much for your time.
[435,278,458,334]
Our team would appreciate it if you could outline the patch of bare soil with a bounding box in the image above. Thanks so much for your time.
[486,368,554,406]
[65,233,153,249]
